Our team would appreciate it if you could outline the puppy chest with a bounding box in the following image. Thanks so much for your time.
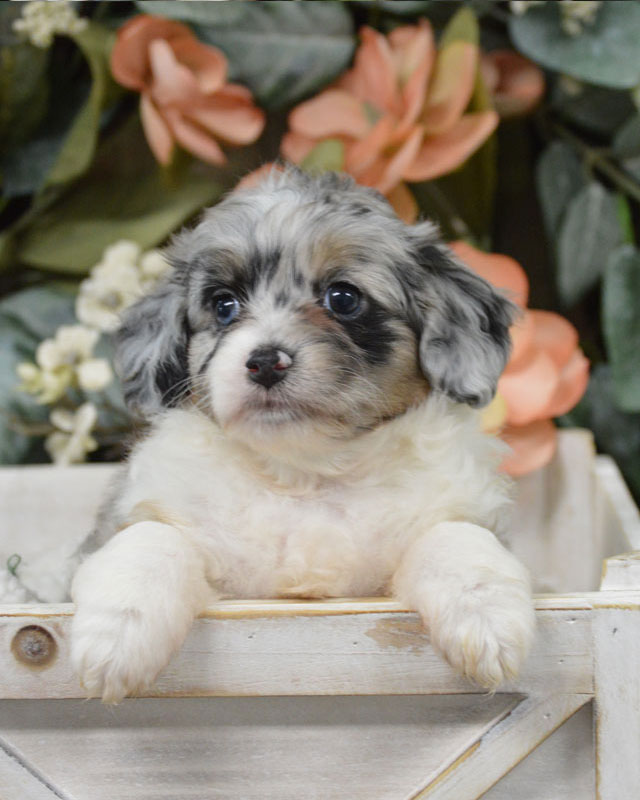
[206,489,398,598]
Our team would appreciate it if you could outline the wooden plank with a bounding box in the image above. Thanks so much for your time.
[0,738,70,800]
[0,695,521,800]
[412,693,591,800]
[594,605,640,800]
[0,603,593,699]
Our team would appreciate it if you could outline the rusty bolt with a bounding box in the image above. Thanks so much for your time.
[11,625,57,668]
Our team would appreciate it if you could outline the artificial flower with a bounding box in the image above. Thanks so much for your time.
[45,403,99,466]
[110,15,265,166]
[76,240,171,333]
[481,50,545,118]
[450,241,590,476]
[12,0,87,49]
[280,21,498,222]
[16,325,112,404]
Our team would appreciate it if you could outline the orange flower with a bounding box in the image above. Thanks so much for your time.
[450,241,590,476]
[480,50,545,118]
[280,22,498,224]
[110,15,265,166]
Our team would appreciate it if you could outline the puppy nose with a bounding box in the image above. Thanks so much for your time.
[245,347,292,388]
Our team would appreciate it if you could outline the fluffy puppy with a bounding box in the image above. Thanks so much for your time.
[71,168,534,703]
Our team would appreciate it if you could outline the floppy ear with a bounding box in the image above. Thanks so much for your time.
[115,278,191,417]
[410,227,517,408]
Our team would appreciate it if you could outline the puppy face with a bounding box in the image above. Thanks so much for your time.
[117,170,515,445]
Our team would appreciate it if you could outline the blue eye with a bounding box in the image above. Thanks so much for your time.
[324,282,362,318]
[215,293,240,325]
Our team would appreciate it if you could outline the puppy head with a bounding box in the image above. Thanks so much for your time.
[117,169,515,446]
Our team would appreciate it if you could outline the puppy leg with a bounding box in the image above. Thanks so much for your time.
[71,521,213,703]
[392,522,535,688]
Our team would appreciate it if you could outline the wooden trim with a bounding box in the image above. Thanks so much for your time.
[411,693,591,799]
[1,606,594,699]
[0,737,70,800]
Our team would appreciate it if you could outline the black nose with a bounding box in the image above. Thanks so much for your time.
[245,347,292,389]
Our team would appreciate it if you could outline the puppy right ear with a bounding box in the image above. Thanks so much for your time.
[116,279,191,417]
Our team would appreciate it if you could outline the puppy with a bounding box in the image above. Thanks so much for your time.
[71,168,534,703]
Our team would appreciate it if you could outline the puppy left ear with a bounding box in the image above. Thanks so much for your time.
[410,228,517,408]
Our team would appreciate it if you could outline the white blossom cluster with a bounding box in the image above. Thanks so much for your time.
[16,241,171,464]
[76,241,171,333]
[12,0,87,49]
[510,1,603,36]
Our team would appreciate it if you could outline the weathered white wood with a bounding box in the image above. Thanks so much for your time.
[508,429,599,593]
[482,702,594,800]
[0,739,68,800]
[0,600,595,699]
[600,551,640,589]
[412,693,591,799]
[0,695,521,800]
[594,605,640,800]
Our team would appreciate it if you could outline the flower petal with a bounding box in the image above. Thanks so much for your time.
[345,115,394,175]
[403,111,498,182]
[422,41,478,135]
[140,94,174,165]
[235,163,281,191]
[148,38,202,107]
[481,50,545,118]
[449,240,529,307]
[376,124,424,195]
[529,310,579,367]
[289,89,371,140]
[170,37,227,95]
[188,95,265,145]
[508,310,537,369]
[280,131,317,164]
[110,15,194,91]
[498,349,560,426]
[340,26,399,114]
[164,109,227,165]
[389,20,435,134]
[545,349,590,418]
[500,420,558,476]
[386,182,418,224]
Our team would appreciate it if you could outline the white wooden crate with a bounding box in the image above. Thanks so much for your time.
[1,430,639,800]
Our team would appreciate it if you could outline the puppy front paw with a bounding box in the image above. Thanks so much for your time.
[71,605,178,703]
[427,580,535,689]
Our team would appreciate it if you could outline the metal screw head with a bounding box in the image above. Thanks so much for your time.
[11,625,57,668]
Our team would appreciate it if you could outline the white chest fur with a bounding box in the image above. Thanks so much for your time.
[112,400,511,600]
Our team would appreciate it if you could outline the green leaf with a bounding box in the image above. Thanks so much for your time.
[45,23,119,188]
[439,5,479,47]
[509,1,640,90]
[135,1,247,26]
[0,284,76,464]
[535,141,587,241]
[373,1,433,15]
[192,1,354,109]
[300,139,345,174]
[551,83,635,139]
[556,182,621,305]
[0,42,49,154]
[613,113,640,159]
[15,119,232,274]
[602,245,640,411]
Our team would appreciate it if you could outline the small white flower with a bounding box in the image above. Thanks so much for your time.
[76,358,113,393]
[139,250,171,283]
[77,240,172,333]
[509,1,546,15]
[559,0,602,36]
[17,324,104,404]
[12,0,87,49]
[36,325,98,371]
[45,402,98,465]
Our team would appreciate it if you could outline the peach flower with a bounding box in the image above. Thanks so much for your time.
[280,22,498,223]
[481,50,545,118]
[110,15,265,166]
[450,241,590,476]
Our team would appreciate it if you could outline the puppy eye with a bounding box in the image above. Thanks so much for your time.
[214,293,240,326]
[324,282,362,318]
